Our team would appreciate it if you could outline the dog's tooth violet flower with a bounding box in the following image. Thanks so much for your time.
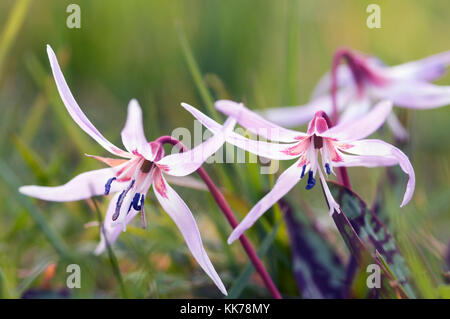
[209,100,415,244]
[263,49,450,139]
[19,45,233,295]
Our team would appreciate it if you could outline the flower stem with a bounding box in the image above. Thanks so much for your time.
[156,135,282,299]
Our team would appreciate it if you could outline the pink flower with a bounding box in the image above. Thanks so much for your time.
[263,49,450,139]
[19,45,233,295]
[188,99,415,245]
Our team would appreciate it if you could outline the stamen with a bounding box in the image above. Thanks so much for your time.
[112,180,135,221]
[132,193,143,210]
[301,165,306,178]
[140,207,147,229]
[104,177,116,195]
[305,171,316,190]
[139,194,145,208]
[112,191,125,221]
[325,163,331,175]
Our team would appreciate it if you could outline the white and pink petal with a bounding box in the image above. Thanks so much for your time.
[46,45,129,158]
[152,170,227,295]
[156,118,236,177]
[228,159,305,244]
[215,100,304,142]
[19,166,127,202]
[120,99,156,161]
[341,139,415,207]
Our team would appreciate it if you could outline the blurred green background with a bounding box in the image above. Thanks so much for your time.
[0,0,449,298]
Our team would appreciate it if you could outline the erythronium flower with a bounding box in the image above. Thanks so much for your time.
[209,99,415,244]
[19,45,236,295]
[263,49,450,139]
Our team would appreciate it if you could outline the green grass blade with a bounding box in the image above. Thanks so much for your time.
[91,198,128,298]
[176,24,220,120]
[0,160,70,259]
[0,0,31,79]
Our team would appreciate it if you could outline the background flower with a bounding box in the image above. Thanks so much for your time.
[0,1,448,299]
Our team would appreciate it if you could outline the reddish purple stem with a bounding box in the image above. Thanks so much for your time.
[155,135,282,299]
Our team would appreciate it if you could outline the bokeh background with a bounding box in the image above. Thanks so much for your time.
[0,0,449,298]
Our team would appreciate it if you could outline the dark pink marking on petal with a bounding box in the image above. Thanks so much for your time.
[154,169,168,198]
[315,118,329,134]
[325,140,344,162]
[307,111,329,135]
[281,138,310,156]
[157,164,170,172]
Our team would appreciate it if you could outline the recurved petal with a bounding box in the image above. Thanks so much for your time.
[374,80,450,109]
[227,160,305,244]
[322,100,393,141]
[261,88,353,128]
[19,166,126,202]
[181,102,299,161]
[226,132,300,160]
[120,99,156,161]
[215,100,304,142]
[156,118,236,177]
[46,45,129,158]
[385,51,450,82]
[342,139,415,207]
[152,170,227,295]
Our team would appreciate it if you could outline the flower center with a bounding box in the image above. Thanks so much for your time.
[313,135,323,149]
[140,160,153,173]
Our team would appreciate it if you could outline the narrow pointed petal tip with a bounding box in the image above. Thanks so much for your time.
[46,44,129,158]
[343,139,415,208]
[214,99,304,142]
[18,167,127,202]
[152,172,227,295]
[227,230,240,245]
[18,185,34,196]
[156,116,236,177]
[227,160,304,246]
[120,99,155,161]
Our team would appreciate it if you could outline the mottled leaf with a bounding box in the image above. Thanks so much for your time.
[329,181,415,297]
[281,199,346,298]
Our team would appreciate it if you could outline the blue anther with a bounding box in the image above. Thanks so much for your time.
[301,165,306,178]
[112,190,125,221]
[325,163,331,175]
[132,193,142,210]
[112,180,135,221]
[104,177,116,195]
[305,171,316,190]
